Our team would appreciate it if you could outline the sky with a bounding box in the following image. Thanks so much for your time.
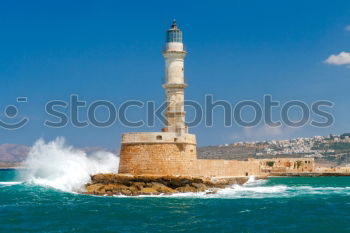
[0,0,350,149]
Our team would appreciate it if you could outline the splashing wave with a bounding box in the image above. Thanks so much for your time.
[21,137,119,192]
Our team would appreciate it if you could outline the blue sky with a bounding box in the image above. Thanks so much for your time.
[0,0,350,149]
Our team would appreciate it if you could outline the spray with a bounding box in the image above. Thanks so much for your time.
[21,137,119,192]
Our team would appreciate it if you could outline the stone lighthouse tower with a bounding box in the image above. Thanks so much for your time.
[118,20,197,176]
[162,20,187,135]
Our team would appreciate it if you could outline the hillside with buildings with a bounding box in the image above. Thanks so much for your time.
[198,133,350,167]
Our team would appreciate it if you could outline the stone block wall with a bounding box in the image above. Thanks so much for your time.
[118,132,263,177]
[258,158,315,173]
[118,143,198,176]
[195,159,261,177]
[118,132,315,178]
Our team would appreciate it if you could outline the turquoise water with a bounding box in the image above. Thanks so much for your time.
[1,169,350,233]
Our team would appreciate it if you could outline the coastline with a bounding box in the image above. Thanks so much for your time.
[269,172,350,177]
[0,167,24,170]
[83,174,252,196]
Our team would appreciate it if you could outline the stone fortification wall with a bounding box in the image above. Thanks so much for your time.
[119,143,263,177]
[118,133,315,177]
[118,132,262,177]
[258,158,315,173]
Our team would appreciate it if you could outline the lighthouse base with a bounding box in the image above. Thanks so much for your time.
[118,132,262,177]
[118,132,197,176]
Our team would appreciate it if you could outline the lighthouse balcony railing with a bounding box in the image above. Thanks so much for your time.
[162,44,187,53]
[161,77,188,85]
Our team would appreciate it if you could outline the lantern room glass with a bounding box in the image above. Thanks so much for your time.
[166,30,182,43]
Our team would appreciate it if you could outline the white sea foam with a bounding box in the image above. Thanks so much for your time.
[285,185,350,196]
[0,181,22,186]
[115,177,289,199]
[116,177,350,199]
[21,137,119,193]
[244,176,268,186]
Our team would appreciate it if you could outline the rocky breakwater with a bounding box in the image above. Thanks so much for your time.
[83,174,250,196]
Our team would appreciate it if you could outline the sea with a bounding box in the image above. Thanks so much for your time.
[1,169,350,233]
[1,138,350,233]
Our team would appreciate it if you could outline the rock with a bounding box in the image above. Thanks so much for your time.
[176,184,197,193]
[114,174,135,185]
[168,177,191,188]
[83,173,252,196]
[106,191,113,196]
[233,177,249,185]
[85,183,130,195]
[141,187,159,194]
[128,185,139,194]
[91,173,134,185]
[191,183,208,192]
[207,177,249,187]
[131,182,146,191]
[91,174,115,184]
[147,182,177,193]
[120,189,132,195]
[85,183,105,194]
[206,189,219,195]
[111,184,129,192]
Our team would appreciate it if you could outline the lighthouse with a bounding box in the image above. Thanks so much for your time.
[118,20,267,178]
[162,20,187,135]
[118,20,197,176]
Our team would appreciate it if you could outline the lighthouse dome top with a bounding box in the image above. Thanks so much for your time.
[166,19,182,43]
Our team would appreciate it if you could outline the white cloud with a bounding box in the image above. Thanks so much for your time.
[239,125,300,142]
[243,125,283,137]
[345,25,350,31]
[325,52,350,66]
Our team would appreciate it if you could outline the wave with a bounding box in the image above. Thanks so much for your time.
[0,181,23,186]
[125,186,350,199]
[285,185,350,196]
[114,177,350,199]
[20,137,119,193]
[245,175,268,186]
